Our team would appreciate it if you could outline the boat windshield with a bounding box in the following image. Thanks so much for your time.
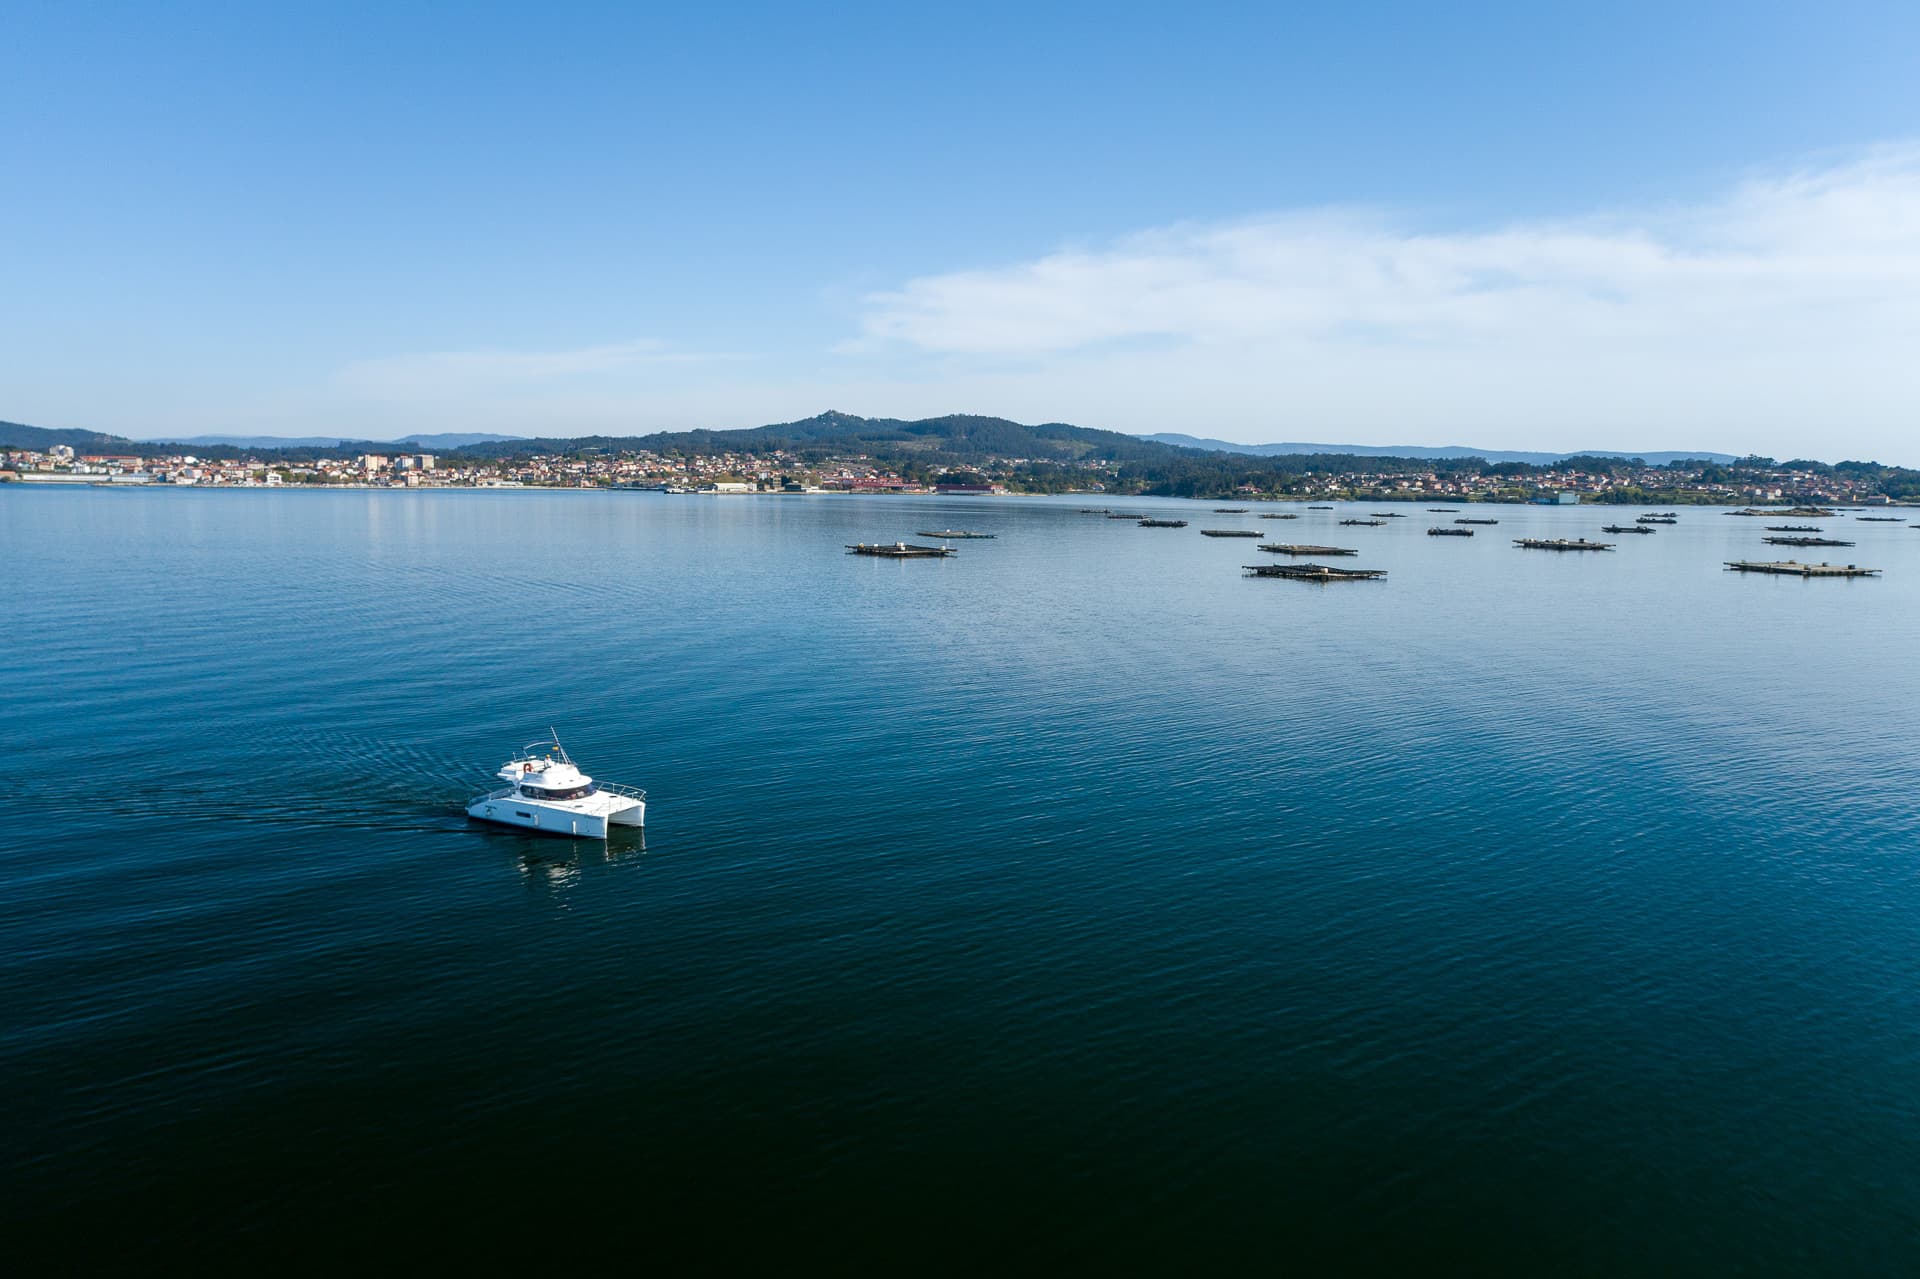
[520,783,598,801]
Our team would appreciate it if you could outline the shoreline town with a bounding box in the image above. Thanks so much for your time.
[5,440,1915,507]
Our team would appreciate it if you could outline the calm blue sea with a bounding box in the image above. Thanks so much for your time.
[4,488,1919,1271]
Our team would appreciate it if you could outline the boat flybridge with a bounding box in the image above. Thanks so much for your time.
[468,732,645,838]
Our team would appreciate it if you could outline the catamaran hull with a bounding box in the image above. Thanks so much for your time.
[466,797,644,839]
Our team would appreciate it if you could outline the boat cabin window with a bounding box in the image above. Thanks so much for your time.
[520,782,597,800]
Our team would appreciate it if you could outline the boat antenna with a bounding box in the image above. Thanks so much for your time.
[549,726,568,763]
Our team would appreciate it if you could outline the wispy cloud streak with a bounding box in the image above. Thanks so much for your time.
[859,146,1920,362]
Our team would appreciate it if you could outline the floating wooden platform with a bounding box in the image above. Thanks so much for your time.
[846,542,956,558]
[917,530,996,538]
[1857,517,1906,522]
[1601,525,1655,534]
[1515,538,1614,551]
[1106,512,1146,519]
[1455,517,1499,525]
[1764,535,1853,547]
[1726,560,1879,577]
[1729,507,1836,517]
[1340,519,1387,526]
[1244,562,1386,582]
[1307,505,1334,509]
[1636,516,1677,524]
[1765,525,1821,532]
[1257,543,1358,556]
[1200,528,1264,537]
[1427,508,1461,512]
[1258,513,1299,519]
[1427,527,1474,536]
[1213,507,1249,513]
[1368,512,1408,518]
[1138,518,1189,528]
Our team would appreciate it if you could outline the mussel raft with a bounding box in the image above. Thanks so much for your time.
[1726,560,1878,577]
[846,542,957,558]
[1256,543,1358,556]
[1514,538,1614,551]
[1244,562,1387,582]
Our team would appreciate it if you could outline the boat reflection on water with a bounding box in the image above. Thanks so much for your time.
[512,829,647,889]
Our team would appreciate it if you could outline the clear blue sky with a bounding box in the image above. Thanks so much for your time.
[5,1,1919,458]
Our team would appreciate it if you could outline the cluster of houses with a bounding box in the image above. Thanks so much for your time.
[1275,460,1893,505]
[0,442,1011,495]
[1,445,442,487]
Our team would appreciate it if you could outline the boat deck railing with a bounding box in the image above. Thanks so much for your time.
[596,781,648,802]
[470,781,647,804]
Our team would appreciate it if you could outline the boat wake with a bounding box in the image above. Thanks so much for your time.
[32,727,486,829]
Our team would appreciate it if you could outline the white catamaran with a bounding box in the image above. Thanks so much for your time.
[468,732,646,838]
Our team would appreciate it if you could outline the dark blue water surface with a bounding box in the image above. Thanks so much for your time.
[4,488,1919,1271]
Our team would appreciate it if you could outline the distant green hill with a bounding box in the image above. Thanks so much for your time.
[1147,432,1743,467]
[0,420,135,451]
[461,410,1210,466]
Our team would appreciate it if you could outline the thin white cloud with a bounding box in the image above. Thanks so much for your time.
[861,145,1920,361]
[336,339,730,400]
